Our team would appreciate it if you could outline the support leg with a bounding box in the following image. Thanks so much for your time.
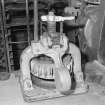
[20,46,34,91]
[69,43,89,94]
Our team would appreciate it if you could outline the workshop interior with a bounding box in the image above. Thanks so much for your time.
[0,0,105,103]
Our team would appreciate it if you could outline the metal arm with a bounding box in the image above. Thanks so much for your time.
[41,12,75,22]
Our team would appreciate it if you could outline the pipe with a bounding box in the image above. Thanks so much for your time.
[34,0,38,41]
[1,0,11,72]
[26,0,30,45]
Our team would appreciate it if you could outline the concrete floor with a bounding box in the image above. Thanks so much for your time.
[0,73,105,105]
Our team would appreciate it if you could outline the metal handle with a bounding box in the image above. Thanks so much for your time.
[41,12,75,22]
[41,16,75,22]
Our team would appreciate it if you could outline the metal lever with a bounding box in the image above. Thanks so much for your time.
[41,12,75,22]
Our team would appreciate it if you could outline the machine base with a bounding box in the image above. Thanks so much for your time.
[19,78,89,102]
